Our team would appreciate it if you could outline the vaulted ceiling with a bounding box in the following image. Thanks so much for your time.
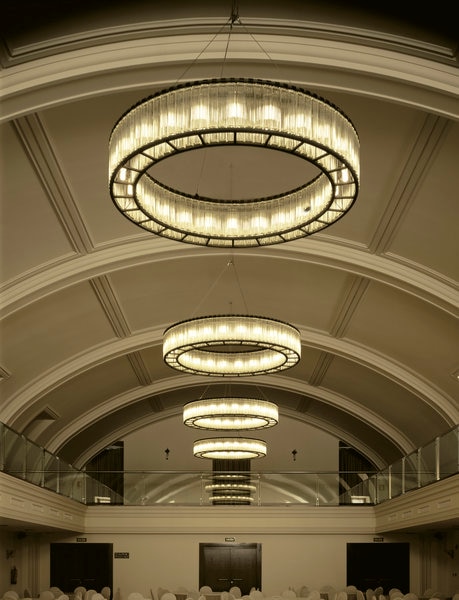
[1,0,458,471]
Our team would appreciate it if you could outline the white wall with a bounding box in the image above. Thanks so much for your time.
[33,530,422,598]
[0,531,18,595]
[123,414,339,472]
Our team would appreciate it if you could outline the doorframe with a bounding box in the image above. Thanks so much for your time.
[199,542,262,593]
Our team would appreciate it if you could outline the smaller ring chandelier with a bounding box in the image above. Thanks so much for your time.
[204,482,257,492]
[209,494,254,504]
[183,398,278,429]
[109,78,359,247]
[163,314,301,376]
[193,437,267,459]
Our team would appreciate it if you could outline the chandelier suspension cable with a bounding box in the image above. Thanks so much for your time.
[228,257,249,314]
[187,256,248,319]
[220,8,235,77]
[191,2,286,200]
[173,15,234,85]
[186,6,238,197]
[230,0,240,25]
[171,1,262,85]
[224,1,284,80]
[233,9,285,82]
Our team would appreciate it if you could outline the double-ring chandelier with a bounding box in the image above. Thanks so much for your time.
[163,314,301,376]
[209,494,254,504]
[109,78,360,247]
[183,397,278,430]
[204,482,257,492]
[193,437,267,459]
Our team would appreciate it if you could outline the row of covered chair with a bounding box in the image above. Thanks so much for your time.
[154,586,456,600]
[74,587,111,600]
[122,586,459,600]
[1,586,112,600]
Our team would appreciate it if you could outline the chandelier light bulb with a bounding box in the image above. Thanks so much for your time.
[109,78,359,247]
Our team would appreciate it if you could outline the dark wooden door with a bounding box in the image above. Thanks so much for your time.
[50,543,113,593]
[346,542,409,591]
[199,543,261,594]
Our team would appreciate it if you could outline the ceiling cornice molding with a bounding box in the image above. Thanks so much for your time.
[3,16,455,65]
[1,29,458,123]
[2,16,454,64]
[2,238,457,320]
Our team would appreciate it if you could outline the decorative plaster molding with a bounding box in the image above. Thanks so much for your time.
[375,473,459,532]
[1,471,456,535]
[83,504,376,535]
[0,472,86,533]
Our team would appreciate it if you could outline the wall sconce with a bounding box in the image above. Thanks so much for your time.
[291,449,297,462]
[164,448,170,460]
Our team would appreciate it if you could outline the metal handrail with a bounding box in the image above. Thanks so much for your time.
[1,422,457,507]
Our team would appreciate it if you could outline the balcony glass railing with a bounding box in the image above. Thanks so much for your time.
[0,422,457,506]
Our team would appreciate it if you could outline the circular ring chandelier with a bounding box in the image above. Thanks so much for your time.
[209,494,254,504]
[193,437,267,459]
[163,314,301,376]
[183,398,278,429]
[206,473,250,480]
[205,482,257,492]
[109,78,360,247]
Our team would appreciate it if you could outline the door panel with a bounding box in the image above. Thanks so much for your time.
[346,542,409,591]
[230,547,259,589]
[50,543,113,593]
[199,543,261,594]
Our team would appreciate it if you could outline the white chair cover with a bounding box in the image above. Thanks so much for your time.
[365,590,375,600]
[128,593,145,600]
